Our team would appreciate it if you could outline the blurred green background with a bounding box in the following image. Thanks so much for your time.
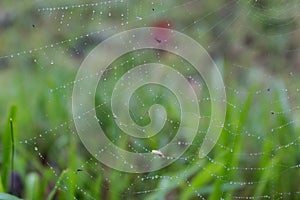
[0,0,300,199]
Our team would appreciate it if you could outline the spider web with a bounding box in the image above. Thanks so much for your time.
[1,0,300,199]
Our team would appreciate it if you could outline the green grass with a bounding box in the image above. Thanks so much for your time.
[0,46,298,199]
[1,106,17,192]
[2,61,299,199]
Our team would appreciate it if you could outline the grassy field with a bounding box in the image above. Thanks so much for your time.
[0,0,300,199]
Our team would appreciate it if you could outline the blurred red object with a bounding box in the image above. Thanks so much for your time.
[151,19,173,44]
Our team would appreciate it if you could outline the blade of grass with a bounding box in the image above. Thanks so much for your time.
[92,175,102,199]
[254,157,279,196]
[65,137,76,200]
[256,81,297,197]
[224,85,256,199]
[25,172,41,200]
[208,179,222,200]
[147,163,200,200]
[47,169,69,200]
[0,178,3,192]
[1,105,17,191]
[180,160,224,200]
[9,118,14,193]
